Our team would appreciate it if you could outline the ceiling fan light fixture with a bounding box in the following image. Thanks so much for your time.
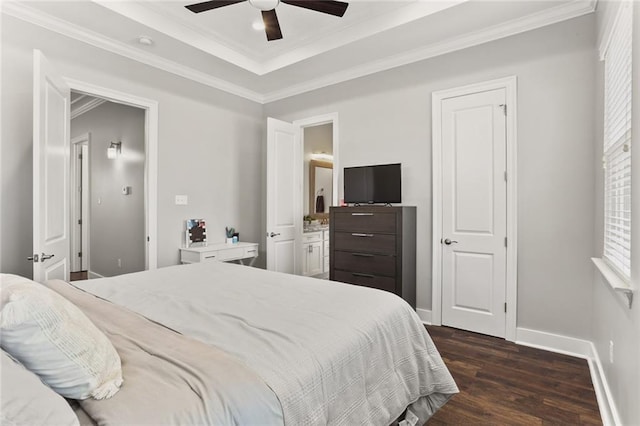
[137,36,154,46]
[248,0,279,11]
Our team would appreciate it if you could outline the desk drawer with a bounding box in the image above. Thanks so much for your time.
[200,251,219,262]
[216,247,245,261]
[334,251,395,277]
[333,232,395,254]
[333,211,396,233]
[333,270,396,294]
[243,245,259,258]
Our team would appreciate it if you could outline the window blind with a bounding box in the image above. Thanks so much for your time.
[603,2,632,279]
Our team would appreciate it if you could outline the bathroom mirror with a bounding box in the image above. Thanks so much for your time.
[309,160,333,219]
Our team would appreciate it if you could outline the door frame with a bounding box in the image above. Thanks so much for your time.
[293,113,340,212]
[70,133,90,272]
[66,78,159,270]
[431,76,518,341]
[293,113,339,276]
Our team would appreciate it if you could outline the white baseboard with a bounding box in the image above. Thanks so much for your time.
[586,342,620,426]
[416,308,432,324]
[516,327,618,426]
[515,327,592,358]
[88,271,104,279]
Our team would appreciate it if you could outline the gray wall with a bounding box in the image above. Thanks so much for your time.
[71,101,146,277]
[590,3,640,424]
[265,15,598,340]
[0,14,264,277]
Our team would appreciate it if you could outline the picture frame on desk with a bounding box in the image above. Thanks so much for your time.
[186,218,207,247]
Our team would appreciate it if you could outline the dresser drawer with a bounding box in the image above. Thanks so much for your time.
[334,250,395,277]
[333,232,396,254]
[333,270,396,294]
[332,211,397,233]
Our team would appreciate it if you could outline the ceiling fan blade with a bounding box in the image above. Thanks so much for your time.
[185,0,246,13]
[281,0,348,17]
[261,9,282,41]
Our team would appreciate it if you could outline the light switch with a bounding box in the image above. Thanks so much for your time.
[175,195,188,205]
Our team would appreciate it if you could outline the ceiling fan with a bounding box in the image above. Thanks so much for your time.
[185,0,349,41]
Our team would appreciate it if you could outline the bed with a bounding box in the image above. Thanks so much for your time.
[1,261,457,425]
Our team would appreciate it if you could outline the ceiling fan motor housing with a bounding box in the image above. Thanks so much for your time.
[249,0,280,11]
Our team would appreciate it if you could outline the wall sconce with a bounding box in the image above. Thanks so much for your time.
[107,141,122,159]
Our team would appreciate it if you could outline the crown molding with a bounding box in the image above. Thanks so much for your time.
[263,0,597,103]
[70,97,107,120]
[3,0,596,105]
[1,1,264,103]
[97,0,468,76]
[93,1,264,74]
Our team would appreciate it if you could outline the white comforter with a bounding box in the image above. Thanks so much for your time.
[74,262,457,425]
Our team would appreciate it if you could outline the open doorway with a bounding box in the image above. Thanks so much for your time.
[69,91,147,280]
[296,114,339,279]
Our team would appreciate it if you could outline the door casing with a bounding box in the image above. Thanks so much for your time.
[265,113,339,276]
[65,78,159,271]
[70,133,90,272]
[431,76,518,341]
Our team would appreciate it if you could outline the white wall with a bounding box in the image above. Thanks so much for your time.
[265,15,598,340]
[0,14,264,276]
[590,3,640,424]
[71,101,146,277]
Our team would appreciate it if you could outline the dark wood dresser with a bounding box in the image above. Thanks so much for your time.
[329,206,416,308]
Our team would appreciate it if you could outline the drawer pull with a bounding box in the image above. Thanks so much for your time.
[351,233,374,237]
[351,213,373,216]
[352,253,374,257]
[204,255,216,259]
[247,250,257,253]
[352,272,375,278]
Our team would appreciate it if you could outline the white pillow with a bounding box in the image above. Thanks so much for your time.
[1,350,80,426]
[0,274,123,400]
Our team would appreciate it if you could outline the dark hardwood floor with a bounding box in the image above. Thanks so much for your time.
[69,271,88,281]
[426,326,602,425]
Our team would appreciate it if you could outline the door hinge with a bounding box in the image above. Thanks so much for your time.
[78,219,82,225]
[79,153,83,160]
[147,236,150,242]
[504,237,507,247]
[499,104,507,116]
[78,252,82,258]
[504,302,507,313]
[504,171,507,182]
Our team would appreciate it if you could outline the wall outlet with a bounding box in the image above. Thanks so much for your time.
[117,258,122,269]
[609,340,614,364]
[175,195,188,205]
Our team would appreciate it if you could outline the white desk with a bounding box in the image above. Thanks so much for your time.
[180,242,258,266]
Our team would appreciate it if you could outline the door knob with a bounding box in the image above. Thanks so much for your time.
[41,253,55,260]
[269,232,281,238]
[443,238,458,245]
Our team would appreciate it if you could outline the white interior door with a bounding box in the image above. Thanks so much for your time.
[266,117,301,274]
[32,50,71,283]
[441,88,507,338]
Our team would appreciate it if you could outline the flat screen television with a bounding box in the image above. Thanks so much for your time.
[344,163,401,204]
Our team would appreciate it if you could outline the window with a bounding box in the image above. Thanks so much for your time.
[603,2,633,280]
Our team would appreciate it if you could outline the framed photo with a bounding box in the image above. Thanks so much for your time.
[186,219,207,247]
